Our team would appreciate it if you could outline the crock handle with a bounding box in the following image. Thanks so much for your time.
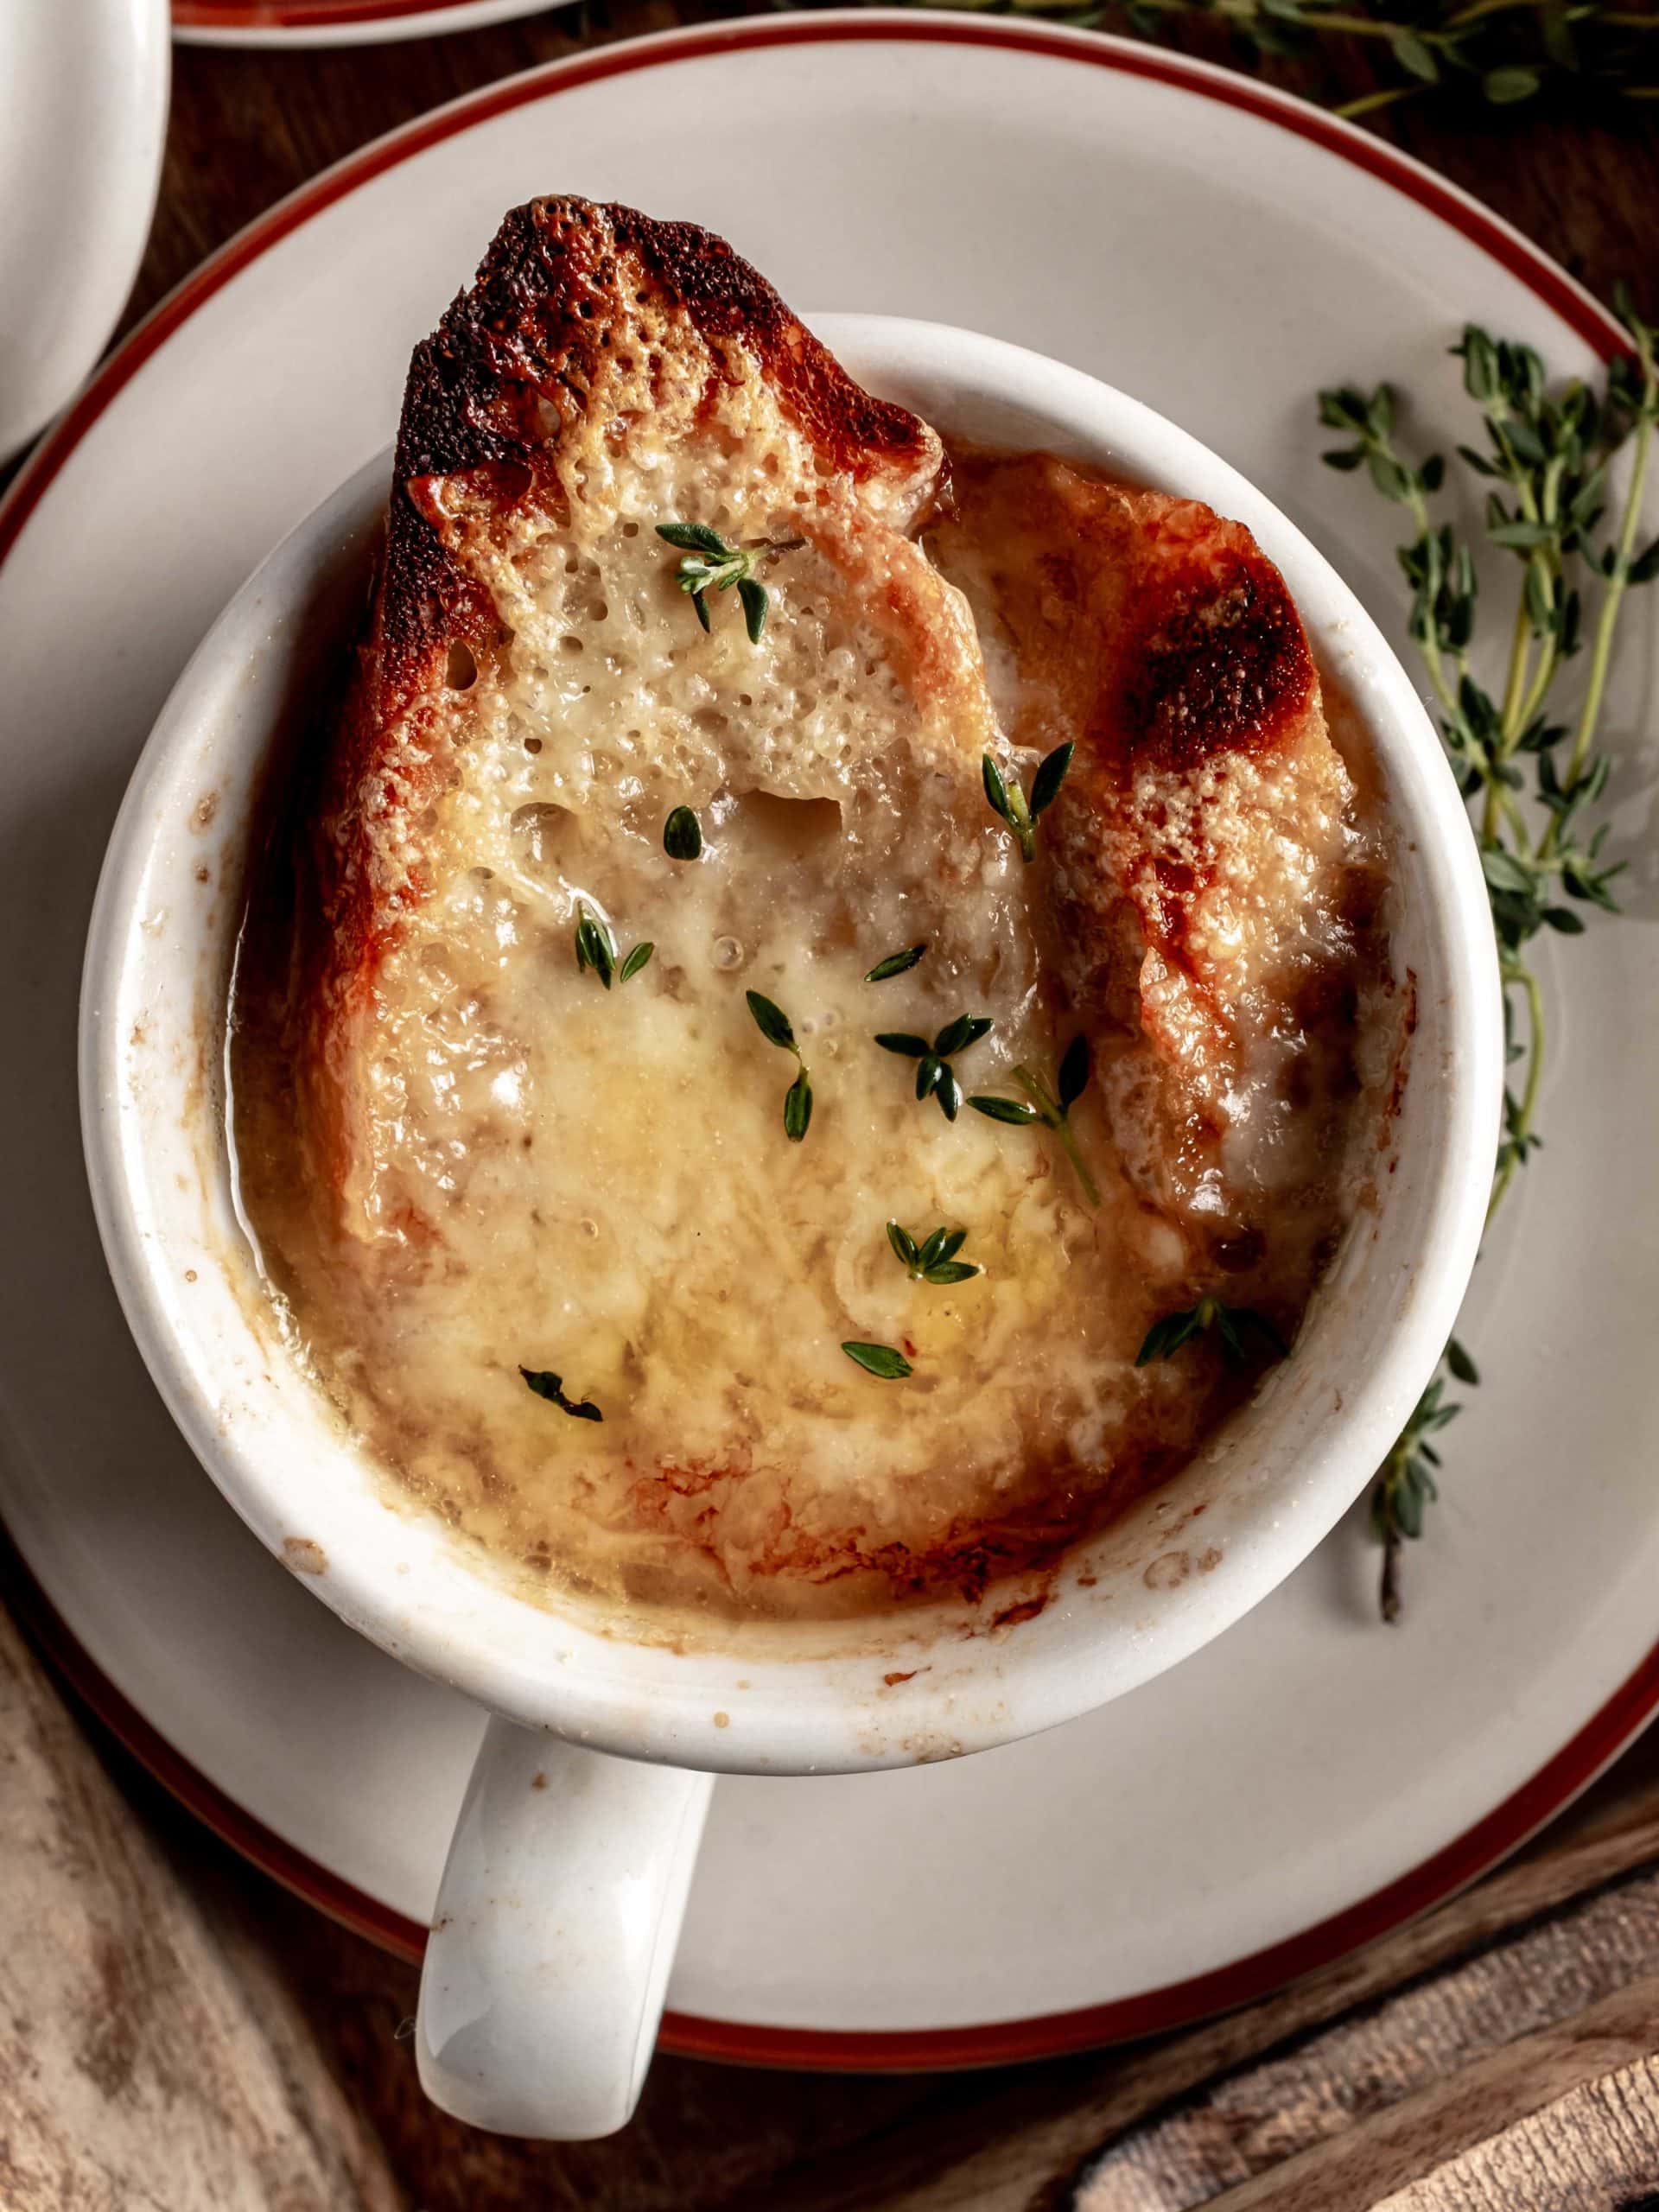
[416,1714,714,2139]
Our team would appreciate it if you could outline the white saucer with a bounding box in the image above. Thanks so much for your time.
[3,16,1656,2067]
[173,0,569,45]
[0,0,168,460]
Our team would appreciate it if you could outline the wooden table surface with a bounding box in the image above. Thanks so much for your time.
[5,10,1659,2208]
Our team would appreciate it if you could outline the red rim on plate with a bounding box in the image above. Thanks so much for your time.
[175,0,509,27]
[3,14,1650,2071]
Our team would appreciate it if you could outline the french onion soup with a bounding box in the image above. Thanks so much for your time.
[229,200,1402,1628]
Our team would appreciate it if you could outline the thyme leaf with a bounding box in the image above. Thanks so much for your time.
[887,1220,918,1269]
[747,990,797,1052]
[965,1093,1038,1125]
[656,522,729,556]
[866,943,929,982]
[519,1367,603,1421]
[1028,739,1077,819]
[573,906,613,989]
[933,1013,994,1058]
[841,1340,913,1380]
[1058,1031,1091,1110]
[784,1065,813,1142]
[738,576,769,645]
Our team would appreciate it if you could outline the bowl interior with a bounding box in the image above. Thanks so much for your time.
[79,315,1499,1775]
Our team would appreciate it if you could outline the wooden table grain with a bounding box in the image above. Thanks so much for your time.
[5,11,1659,2207]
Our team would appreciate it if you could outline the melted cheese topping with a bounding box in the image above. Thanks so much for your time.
[232,420,1393,1628]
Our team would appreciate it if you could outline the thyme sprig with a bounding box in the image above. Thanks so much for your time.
[1319,295,1658,1618]
[1135,1296,1290,1369]
[968,1033,1100,1206]
[875,1014,995,1122]
[1370,1368,1463,1621]
[746,989,813,1141]
[887,1221,981,1286]
[982,741,1074,862]
[863,0,1659,120]
[519,1367,603,1421]
[574,904,652,988]
[656,522,804,644]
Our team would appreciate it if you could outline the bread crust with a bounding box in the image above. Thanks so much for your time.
[302,197,946,1189]
[382,198,937,703]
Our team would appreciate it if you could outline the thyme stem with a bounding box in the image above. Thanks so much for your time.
[1487,963,1546,1223]
[1557,357,1656,816]
[1011,1064,1102,1207]
[1319,296,1659,1619]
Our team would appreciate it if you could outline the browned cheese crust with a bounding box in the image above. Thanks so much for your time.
[930,448,1382,1232]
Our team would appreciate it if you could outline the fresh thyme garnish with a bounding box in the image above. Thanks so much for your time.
[887,1221,981,1287]
[656,522,804,644]
[982,741,1074,862]
[746,988,813,1141]
[574,904,652,989]
[866,943,929,983]
[663,805,702,861]
[968,1033,1099,1205]
[875,1014,994,1122]
[1319,294,1659,1620]
[1135,1296,1290,1370]
[1370,1370,1462,1622]
[518,1367,604,1421]
[841,1340,913,1380]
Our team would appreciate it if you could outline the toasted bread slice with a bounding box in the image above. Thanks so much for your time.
[302,198,1001,1217]
[931,448,1384,1218]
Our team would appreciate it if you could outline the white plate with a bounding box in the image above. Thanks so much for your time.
[0,0,168,460]
[3,16,1656,2068]
[173,0,569,47]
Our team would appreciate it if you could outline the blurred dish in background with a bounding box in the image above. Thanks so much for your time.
[173,0,572,45]
[0,0,168,461]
